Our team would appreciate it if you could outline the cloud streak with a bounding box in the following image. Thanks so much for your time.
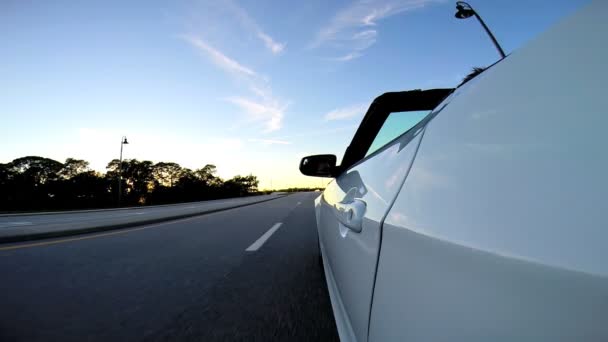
[223,0,285,55]
[226,96,287,133]
[257,32,286,55]
[182,35,256,77]
[329,51,363,61]
[324,104,368,121]
[313,0,441,61]
[183,34,287,132]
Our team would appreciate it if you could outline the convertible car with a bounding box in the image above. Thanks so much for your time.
[300,2,608,341]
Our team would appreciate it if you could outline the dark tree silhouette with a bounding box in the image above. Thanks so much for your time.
[0,156,263,211]
[5,156,64,209]
[223,175,259,197]
[122,159,155,204]
[10,156,63,184]
[152,162,183,187]
[195,164,221,187]
[59,158,90,179]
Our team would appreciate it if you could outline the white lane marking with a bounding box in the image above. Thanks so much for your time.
[0,221,33,228]
[246,223,282,252]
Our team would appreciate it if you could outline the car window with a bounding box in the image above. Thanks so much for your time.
[365,110,430,157]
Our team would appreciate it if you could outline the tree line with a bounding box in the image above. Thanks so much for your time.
[0,156,259,212]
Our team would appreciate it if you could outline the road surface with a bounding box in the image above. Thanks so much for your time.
[0,194,284,242]
[0,192,338,341]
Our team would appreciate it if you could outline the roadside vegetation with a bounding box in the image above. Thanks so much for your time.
[0,156,259,212]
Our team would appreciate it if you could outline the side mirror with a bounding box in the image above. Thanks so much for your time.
[299,154,337,177]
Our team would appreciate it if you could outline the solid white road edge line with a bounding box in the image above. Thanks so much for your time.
[246,222,283,252]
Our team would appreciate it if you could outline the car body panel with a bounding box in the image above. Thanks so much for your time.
[370,225,608,341]
[317,128,425,342]
[370,2,608,340]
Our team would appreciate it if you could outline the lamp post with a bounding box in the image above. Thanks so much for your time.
[118,136,129,206]
[455,1,506,59]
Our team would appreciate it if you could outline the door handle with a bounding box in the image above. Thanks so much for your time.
[334,195,367,233]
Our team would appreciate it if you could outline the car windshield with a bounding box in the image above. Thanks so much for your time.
[366,110,430,156]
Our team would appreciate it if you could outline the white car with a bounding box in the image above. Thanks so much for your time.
[300,2,608,341]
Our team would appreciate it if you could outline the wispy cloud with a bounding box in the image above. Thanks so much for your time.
[223,0,286,55]
[329,52,363,62]
[183,34,288,132]
[226,96,287,133]
[249,138,292,145]
[181,35,256,77]
[324,104,368,121]
[257,32,286,55]
[313,0,441,61]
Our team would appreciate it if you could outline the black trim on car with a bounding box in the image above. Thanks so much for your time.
[337,88,454,175]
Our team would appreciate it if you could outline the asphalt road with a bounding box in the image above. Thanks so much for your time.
[0,192,338,341]
[0,194,284,242]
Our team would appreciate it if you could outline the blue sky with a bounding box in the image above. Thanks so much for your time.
[0,0,587,189]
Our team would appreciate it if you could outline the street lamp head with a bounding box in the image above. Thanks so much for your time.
[122,137,129,144]
[455,1,475,19]
[454,1,506,58]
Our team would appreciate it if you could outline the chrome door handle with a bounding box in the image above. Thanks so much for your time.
[334,198,366,233]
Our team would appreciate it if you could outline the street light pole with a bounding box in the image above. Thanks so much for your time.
[118,136,129,206]
[455,1,506,59]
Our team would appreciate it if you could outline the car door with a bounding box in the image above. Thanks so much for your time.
[315,89,452,342]
[369,4,608,340]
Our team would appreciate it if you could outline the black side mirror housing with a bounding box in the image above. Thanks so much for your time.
[299,154,337,177]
